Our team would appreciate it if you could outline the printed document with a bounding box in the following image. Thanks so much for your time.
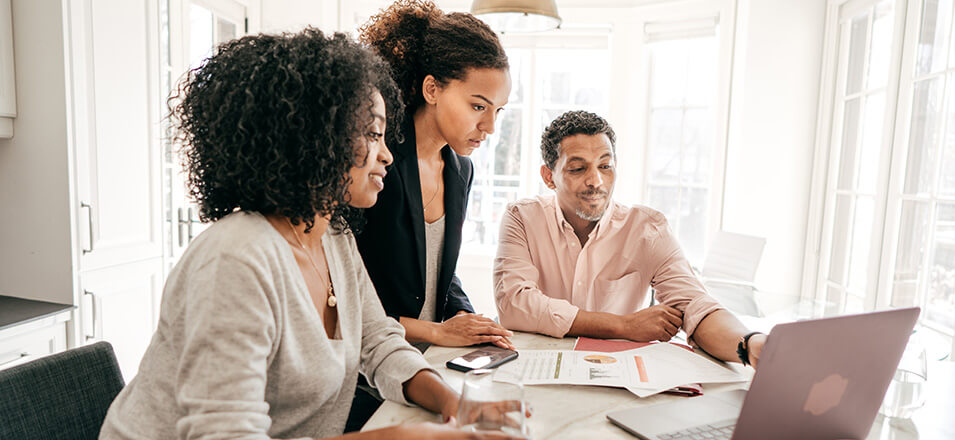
[495,343,745,397]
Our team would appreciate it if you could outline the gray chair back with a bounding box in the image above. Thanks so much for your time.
[0,341,125,440]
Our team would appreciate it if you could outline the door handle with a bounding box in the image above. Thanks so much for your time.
[84,290,99,341]
[80,202,94,254]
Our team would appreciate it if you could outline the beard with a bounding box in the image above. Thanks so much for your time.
[576,189,609,221]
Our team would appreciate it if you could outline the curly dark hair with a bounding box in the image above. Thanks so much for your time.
[540,110,617,169]
[170,28,403,233]
[358,0,508,124]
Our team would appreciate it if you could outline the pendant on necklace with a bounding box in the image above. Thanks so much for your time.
[327,286,337,308]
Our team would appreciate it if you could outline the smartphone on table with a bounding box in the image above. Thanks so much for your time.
[445,345,519,372]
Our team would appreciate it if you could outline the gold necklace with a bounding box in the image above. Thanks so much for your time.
[286,218,336,308]
[422,162,442,213]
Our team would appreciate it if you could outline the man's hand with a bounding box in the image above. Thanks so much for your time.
[616,304,684,342]
[746,333,767,368]
[436,313,516,349]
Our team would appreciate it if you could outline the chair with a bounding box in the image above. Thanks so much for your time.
[0,341,125,440]
[699,231,767,317]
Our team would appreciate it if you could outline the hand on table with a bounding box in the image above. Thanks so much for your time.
[617,305,684,342]
[436,313,515,350]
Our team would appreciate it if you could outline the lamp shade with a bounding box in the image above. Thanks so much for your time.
[471,0,561,33]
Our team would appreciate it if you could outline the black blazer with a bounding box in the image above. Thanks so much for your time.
[355,124,475,322]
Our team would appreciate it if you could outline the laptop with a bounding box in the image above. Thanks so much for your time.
[607,307,920,440]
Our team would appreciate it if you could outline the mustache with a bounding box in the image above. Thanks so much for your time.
[578,189,608,197]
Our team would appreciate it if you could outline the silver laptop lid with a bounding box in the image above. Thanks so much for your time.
[733,307,919,440]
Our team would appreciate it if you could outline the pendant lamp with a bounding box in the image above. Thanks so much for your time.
[470,0,562,33]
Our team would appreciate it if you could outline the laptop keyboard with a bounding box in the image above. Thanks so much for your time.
[656,419,736,440]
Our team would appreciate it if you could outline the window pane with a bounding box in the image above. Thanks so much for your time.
[829,194,853,285]
[216,17,236,43]
[493,108,522,177]
[685,38,717,107]
[917,0,954,76]
[847,196,875,296]
[648,109,682,184]
[858,92,886,193]
[650,40,690,107]
[646,35,719,261]
[647,185,680,230]
[846,14,868,95]
[682,109,713,185]
[189,5,213,69]
[895,201,933,280]
[507,48,526,104]
[905,78,943,194]
[928,203,955,332]
[538,49,609,109]
[867,2,894,89]
[838,98,862,190]
[941,73,955,195]
[678,188,708,265]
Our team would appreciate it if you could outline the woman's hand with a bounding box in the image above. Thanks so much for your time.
[436,313,515,349]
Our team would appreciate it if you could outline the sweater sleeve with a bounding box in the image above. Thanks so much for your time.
[174,255,305,440]
[355,247,436,405]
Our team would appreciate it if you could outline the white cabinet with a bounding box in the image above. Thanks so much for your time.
[0,0,15,138]
[69,0,163,272]
[0,0,163,380]
[0,312,70,372]
[80,259,163,378]
[67,0,164,379]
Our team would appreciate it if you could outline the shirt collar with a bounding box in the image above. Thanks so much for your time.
[548,194,616,242]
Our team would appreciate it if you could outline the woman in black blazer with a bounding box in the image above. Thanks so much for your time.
[356,0,515,351]
[345,3,516,430]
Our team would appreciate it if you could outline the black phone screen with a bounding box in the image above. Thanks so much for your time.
[446,345,519,372]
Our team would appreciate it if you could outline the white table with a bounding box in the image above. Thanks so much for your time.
[364,332,955,439]
[364,332,751,439]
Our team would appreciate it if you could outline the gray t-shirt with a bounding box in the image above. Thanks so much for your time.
[418,215,445,322]
[99,211,432,440]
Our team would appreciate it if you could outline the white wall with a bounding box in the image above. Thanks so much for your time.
[722,0,827,300]
[259,0,332,33]
[0,0,75,304]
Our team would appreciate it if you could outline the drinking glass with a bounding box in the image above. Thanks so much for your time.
[456,369,528,436]
[879,331,928,418]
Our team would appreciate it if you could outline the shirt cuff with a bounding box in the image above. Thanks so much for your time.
[545,301,581,338]
[682,294,725,341]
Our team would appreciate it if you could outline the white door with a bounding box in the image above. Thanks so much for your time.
[71,0,164,272]
[80,258,164,379]
[163,0,248,269]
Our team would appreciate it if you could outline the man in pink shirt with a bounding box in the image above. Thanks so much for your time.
[494,111,766,366]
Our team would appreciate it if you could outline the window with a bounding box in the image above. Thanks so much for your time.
[890,0,955,334]
[642,25,721,265]
[812,0,955,342]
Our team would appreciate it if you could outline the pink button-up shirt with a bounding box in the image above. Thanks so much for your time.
[493,195,723,339]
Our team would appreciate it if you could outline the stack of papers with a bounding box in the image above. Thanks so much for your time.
[495,343,746,397]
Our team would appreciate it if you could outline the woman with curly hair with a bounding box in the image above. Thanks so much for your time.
[98,29,520,440]
[346,0,516,431]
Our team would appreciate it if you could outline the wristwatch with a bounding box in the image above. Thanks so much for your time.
[736,331,763,366]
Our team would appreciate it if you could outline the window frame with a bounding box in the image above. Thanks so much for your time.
[808,0,955,341]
